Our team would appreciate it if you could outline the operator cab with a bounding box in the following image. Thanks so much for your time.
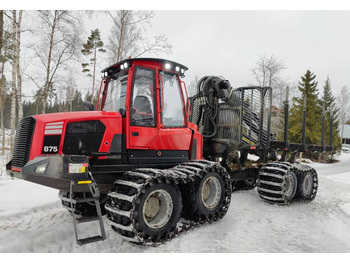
[98,58,201,163]
[100,58,188,121]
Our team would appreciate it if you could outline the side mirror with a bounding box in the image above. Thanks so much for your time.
[83,101,94,111]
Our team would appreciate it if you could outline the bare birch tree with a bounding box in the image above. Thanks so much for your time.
[0,14,13,155]
[0,10,4,155]
[337,86,350,148]
[107,10,172,63]
[30,10,82,114]
[6,10,24,154]
[16,11,23,121]
[10,10,17,153]
[251,54,287,106]
[0,10,3,52]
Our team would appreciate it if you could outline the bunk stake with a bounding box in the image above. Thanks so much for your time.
[302,95,307,145]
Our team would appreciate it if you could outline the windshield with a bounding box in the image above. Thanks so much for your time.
[103,70,128,116]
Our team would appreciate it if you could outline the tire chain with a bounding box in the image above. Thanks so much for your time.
[257,161,318,205]
[105,159,232,246]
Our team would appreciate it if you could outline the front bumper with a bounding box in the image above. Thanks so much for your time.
[6,155,92,192]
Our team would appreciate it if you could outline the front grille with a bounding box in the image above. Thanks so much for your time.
[12,117,36,168]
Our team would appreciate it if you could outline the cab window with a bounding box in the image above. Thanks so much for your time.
[159,71,185,127]
[103,70,128,116]
[130,67,156,127]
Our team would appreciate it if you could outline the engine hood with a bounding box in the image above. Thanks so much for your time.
[27,111,123,162]
[34,111,121,124]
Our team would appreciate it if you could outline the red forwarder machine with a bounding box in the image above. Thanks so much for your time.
[6,58,333,246]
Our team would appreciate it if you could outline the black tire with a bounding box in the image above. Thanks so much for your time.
[133,182,182,239]
[295,168,318,200]
[258,162,301,204]
[181,172,226,221]
[59,191,107,217]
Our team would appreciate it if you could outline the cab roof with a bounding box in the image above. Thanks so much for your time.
[101,58,189,78]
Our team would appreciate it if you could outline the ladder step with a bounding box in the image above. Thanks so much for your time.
[60,196,99,204]
[74,197,99,203]
[68,180,106,245]
[77,235,105,246]
[76,216,101,224]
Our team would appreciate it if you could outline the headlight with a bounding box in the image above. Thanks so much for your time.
[165,63,171,70]
[35,163,48,174]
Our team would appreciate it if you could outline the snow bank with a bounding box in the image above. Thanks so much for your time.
[0,180,60,218]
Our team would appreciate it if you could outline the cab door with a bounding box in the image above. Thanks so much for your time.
[127,65,158,149]
[149,71,192,152]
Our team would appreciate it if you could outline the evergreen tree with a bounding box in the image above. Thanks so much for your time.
[81,29,106,104]
[322,77,341,159]
[289,70,322,145]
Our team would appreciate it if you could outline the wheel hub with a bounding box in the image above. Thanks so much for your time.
[285,171,295,198]
[144,195,160,219]
[201,176,222,209]
[143,189,173,229]
[303,174,313,195]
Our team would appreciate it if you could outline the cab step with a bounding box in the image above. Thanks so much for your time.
[66,177,106,246]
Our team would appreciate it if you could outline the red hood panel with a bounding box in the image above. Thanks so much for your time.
[34,111,121,123]
[29,111,122,161]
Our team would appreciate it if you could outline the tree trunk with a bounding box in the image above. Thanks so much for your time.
[41,11,58,114]
[16,11,23,121]
[10,10,17,155]
[91,46,97,104]
[116,11,127,62]
[1,101,4,155]
[0,10,3,52]
[0,10,4,155]
[0,59,4,155]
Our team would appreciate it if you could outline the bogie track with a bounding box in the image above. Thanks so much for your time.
[105,160,232,246]
[257,162,318,205]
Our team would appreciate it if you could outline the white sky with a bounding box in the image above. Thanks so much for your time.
[5,1,350,101]
[147,10,350,95]
[84,8,350,99]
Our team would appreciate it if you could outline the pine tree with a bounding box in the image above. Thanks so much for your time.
[322,77,341,160]
[81,29,105,104]
[289,70,322,145]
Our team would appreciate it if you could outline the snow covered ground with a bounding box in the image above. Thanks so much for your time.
[1,154,350,253]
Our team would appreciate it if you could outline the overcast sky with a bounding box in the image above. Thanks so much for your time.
[5,1,350,101]
[85,10,350,99]
[152,11,350,95]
